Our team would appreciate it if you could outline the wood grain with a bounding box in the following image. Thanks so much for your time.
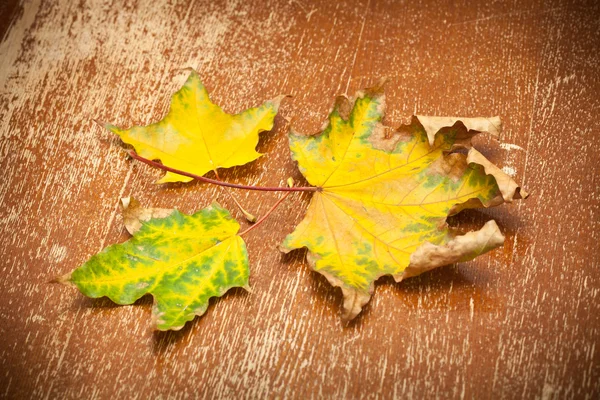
[1,0,598,398]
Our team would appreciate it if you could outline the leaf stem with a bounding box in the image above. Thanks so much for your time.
[213,169,257,222]
[238,191,292,237]
[128,151,318,192]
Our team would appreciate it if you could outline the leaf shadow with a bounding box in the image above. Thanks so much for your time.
[255,115,288,155]
[151,287,249,354]
[72,287,250,352]
[75,293,153,311]
[388,264,500,312]
[447,207,524,236]
[152,317,195,353]
[282,245,504,331]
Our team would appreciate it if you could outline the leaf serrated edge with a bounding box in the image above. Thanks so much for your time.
[397,219,505,283]
[466,148,529,201]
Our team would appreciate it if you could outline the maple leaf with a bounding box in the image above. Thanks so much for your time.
[281,83,527,320]
[105,69,286,183]
[58,199,249,330]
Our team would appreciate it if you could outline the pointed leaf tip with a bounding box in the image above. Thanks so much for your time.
[53,272,75,287]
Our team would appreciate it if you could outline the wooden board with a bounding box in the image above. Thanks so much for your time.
[1,0,598,398]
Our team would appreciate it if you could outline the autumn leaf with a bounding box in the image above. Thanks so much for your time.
[281,83,527,320]
[105,69,286,183]
[58,199,249,330]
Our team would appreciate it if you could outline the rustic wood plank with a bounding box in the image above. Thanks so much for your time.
[0,0,598,398]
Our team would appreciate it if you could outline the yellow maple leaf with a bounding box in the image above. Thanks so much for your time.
[281,83,527,320]
[105,69,286,183]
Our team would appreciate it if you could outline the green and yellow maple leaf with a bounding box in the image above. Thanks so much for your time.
[281,83,527,320]
[106,69,286,183]
[59,199,249,330]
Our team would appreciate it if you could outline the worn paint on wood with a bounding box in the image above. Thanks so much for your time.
[0,0,599,398]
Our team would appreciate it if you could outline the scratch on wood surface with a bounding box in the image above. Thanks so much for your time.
[344,0,370,94]
[447,7,563,26]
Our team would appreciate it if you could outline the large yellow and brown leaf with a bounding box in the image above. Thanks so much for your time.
[106,69,286,183]
[281,84,526,320]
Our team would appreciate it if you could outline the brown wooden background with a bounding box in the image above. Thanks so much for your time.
[1,0,599,398]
